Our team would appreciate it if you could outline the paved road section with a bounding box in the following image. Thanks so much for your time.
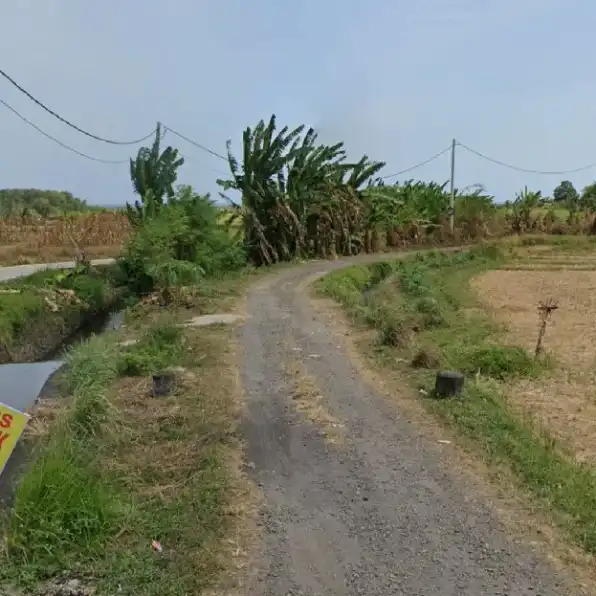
[0,258,115,282]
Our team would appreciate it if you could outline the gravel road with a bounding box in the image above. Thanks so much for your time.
[240,257,575,596]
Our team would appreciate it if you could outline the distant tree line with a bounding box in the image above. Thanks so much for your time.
[0,189,92,218]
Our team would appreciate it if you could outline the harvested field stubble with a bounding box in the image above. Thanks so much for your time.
[473,265,596,462]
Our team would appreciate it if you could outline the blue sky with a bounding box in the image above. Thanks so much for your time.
[0,0,594,206]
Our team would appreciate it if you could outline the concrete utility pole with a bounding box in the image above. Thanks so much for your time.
[449,138,456,233]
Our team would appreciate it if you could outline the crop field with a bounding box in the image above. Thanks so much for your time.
[473,244,596,463]
[0,212,130,264]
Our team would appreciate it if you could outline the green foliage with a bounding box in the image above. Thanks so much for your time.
[0,266,113,345]
[118,186,246,298]
[370,179,450,227]
[461,344,541,379]
[454,186,496,229]
[580,182,596,213]
[6,337,121,576]
[117,322,185,376]
[0,189,89,218]
[0,292,45,343]
[126,124,185,227]
[218,114,385,264]
[553,180,579,207]
[505,186,543,233]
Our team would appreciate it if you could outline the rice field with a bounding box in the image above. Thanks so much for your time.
[473,245,596,463]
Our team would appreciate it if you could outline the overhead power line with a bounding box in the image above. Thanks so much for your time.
[164,126,228,162]
[0,66,156,145]
[4,63,596,179]
[381,146,451,179]
[0,98,130,164]
[457,141,596,175]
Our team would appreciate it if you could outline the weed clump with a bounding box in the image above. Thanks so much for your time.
[461,344,540,380]
[117,322,186,376]
[411,346,441,369]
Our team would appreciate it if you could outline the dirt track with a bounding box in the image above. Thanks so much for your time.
[239,256,574,596]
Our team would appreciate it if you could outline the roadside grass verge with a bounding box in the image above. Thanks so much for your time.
[1,302,249,594]
[316,244,596,556]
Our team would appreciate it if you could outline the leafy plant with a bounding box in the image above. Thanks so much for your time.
[218,114,385,264]
[553,180,579,206]
[118,186,245,299]
[126,124,185,227]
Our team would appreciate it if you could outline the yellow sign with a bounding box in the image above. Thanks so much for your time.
[0,402,29,477]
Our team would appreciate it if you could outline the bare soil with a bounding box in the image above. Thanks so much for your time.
[473,268,596,463]
[237,256,579,595]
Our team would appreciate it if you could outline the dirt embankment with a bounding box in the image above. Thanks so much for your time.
[0,269,121,364]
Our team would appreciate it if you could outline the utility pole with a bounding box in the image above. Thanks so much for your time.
[449,138,456,233]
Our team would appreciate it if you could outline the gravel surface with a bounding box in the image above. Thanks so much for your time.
[239,257,575,596]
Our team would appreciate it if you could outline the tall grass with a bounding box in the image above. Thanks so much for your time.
[4,336,122,579]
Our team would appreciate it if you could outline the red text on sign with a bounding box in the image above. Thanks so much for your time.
[0,414,13,429]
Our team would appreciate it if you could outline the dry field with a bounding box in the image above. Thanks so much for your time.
[472,246,596,462]
[0,212,130,265]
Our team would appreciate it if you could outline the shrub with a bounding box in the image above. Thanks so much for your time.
[414,296,446,327]
[462,344,539,379]
[117,322,186,376]
[118,187,246,298]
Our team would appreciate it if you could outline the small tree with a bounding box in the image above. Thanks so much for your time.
[506,186,541,233]
[126,123,185,227]
[580,182,596,213]
[553,180,578,205]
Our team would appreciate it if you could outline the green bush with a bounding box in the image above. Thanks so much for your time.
[118,186,246,297]
[117,322,186,376]
[461,344,540,380]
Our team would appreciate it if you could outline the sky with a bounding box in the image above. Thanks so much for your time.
[0,0,595,206]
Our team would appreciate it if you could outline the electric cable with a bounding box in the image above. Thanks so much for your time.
[380,146,451,179]
[0,98,130,164]
[163,125,228,161]
[457,141,596,175]
[0,66,156,145]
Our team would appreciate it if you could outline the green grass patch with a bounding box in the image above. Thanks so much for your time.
[0,265,117,359]
[317,244,596,556]
[1,294,244,594]
[3,336,121,583]
[117,321,186,376]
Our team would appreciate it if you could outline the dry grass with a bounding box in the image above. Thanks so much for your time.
[283,356,345,445]
[95,324,260,594]
[0,213,129,265]
[473,264,596,462]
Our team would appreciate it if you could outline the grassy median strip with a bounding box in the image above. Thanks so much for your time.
[1,304,245,595]
[316,245,596,555]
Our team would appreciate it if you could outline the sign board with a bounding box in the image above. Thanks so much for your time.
[0,402,29,477]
